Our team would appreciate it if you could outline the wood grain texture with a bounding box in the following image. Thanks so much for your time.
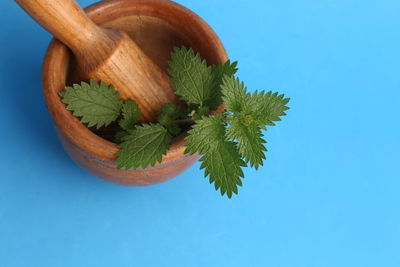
[42,0,228,186]
[16,0,177,121]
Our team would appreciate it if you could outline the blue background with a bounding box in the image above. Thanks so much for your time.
[1,0,399,266]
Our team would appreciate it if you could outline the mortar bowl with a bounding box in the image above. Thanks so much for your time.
[42,0,227,186]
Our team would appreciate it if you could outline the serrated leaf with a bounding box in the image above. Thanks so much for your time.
[185,114,246,198]
[116,124,172,170]
[206,60,238,108]
[221,76,248,113]
[199,141,246,198]
[221,76,290,169]
[168,47,213,105]
[226,116,267,169]
[212,60,238,86]
[61,80,122,129]
[221,76,290,128]
[185,114,227,155]
[252,91,291,127]
[119,99,140,130]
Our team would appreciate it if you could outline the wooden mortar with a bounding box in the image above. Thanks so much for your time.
[43,0,228,186]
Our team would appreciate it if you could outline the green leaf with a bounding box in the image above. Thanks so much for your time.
[61,80,122,129]
[221,76,290,168]
[185,114,227,155]
[251,91,291,127]
[206,60,238,108]
[114,130,130,144]
[221,76,248,113]
[200,141,246,198]
[191,106,210,121]
[185,114,246,198]
[168,47,213,105]
[221,76,290,128]
[159,103,182,117]
[157,113,182,136]
[226,116,267,169]
[212,60,238,87]
[157,113,172,127]
[157,103,184,136]
[165,123,182,137]
[116,124,172,170]
[119,99,141,130]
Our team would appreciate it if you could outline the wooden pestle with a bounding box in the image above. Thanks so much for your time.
[15,0,177,122]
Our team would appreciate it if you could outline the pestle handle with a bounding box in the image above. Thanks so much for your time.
[15,0,111,53]
[15,0,177,121]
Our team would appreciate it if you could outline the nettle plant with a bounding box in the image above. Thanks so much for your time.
[60,47,290,198]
